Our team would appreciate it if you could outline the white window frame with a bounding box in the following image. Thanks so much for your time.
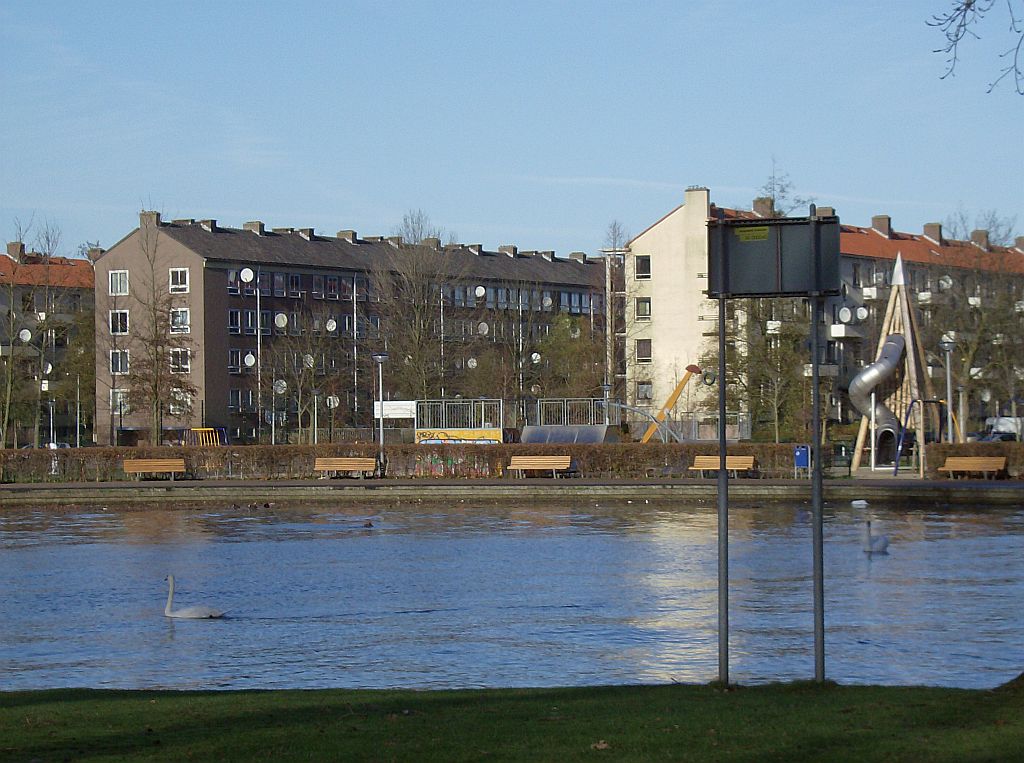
[228,309,241,334]
[109,270,129,296]
[110,349,130,375]
[109,309,129,335]
[635,297,651,321]
[169,267,189,294]
[228,348,241,374]
[170,307,190,334]
[168,389,191,416]
[634,255,651,280]
[635,338,652,364]
[169,348,191,374]
[636,380,654,402]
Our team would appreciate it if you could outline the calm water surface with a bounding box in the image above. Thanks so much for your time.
[1,500,1022,690]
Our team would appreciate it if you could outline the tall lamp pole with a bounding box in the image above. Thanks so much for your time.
[371,352,389,476]
[939,338,956,443]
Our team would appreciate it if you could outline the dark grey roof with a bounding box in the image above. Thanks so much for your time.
[160,222,603,289]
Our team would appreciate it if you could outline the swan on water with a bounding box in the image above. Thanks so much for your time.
[164,575,225,619]
[862,520,890,555]
[851,499,869,508]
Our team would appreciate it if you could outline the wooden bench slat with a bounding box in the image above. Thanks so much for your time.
[507,455,576,478]
[123,458,187,480]
[936,456,1007,479]
[688,455,757,477]
[314,457,377,478]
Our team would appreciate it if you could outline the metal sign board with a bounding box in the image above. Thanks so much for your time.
[707,212,841,298]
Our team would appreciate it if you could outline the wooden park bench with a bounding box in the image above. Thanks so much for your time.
[313,457,378,478]
[123,458,187,481]
[688,454,758,478]
[507,455,578,478]
[936,456,1007,480]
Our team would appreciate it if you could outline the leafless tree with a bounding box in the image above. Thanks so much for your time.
[123,216,197,442]
[929,0,1024,94]
[392,209,458,246]
[757,157,814,217]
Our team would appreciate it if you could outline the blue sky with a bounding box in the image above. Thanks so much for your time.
[2,1,1021,257]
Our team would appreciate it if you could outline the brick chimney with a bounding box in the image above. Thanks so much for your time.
[467,243,483,254]
[6,241,25,261]
[871,215,892,237]
[540,251,553,261]
[336,230,357,243]
[753,197,775,217]
[1015,236,1024,252]
[139,210,161,228]
[923,222,943,244]
[498,245,518,257]
[199,219,217,232]
[297,227,314,240]
[970,229,990,251]
[420,237,441,250]
[569,251,587,263]
[815,206,835,217]
[243,221,265,235]
[387,236,403,247]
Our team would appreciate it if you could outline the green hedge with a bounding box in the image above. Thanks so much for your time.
[0,442,823,483]
[4,442,1018,483]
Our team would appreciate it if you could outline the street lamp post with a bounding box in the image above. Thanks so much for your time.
[939,338,956,443]
[371,352,389,476]
[601,382,611,426]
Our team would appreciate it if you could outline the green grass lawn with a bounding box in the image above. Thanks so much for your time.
[2,678,1022,762]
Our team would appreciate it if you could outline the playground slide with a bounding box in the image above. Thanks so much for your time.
[848,334,905,454]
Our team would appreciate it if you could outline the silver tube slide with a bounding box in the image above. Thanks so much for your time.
[848,334,905,441]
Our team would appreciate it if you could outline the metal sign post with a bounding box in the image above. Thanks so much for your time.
[708,206,839,684]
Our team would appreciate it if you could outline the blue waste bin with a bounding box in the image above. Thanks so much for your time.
[794,445,810,476]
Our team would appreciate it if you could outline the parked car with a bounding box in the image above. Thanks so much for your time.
[978,432,1018,442]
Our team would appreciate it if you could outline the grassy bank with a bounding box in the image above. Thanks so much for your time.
[2,679,1022,761]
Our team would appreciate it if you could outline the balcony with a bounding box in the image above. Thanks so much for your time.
[803,364,839,377]
[829,323,864,339]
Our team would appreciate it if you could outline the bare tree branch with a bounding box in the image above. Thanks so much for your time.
[929,0,1024,94]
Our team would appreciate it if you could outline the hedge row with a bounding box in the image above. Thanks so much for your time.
[1,442,1019,484]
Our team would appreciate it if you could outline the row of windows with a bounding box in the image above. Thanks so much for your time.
[109,349,190,375]
[109,309,190,335]
[108,268,189,296]
[109,388,190,416]
[226,309,381,336]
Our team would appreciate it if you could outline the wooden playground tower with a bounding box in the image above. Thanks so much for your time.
[850,255,938,476]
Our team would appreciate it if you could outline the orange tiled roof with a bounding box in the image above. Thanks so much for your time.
[0,255,94,289]
[839,223,1024,275]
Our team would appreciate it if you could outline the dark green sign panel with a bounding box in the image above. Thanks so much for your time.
[707,213,840,298]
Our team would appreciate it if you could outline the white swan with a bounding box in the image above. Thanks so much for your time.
[164,575,225,619]
[862,520,889,555]
[851,499,869,509]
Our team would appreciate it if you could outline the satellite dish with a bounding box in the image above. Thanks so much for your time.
[274,312,288,328]
[838,306,853,323]
[475,285,486,298]
[18,329,32,343]
[938,275,953,291]
[542,295,553,308]
[530,352,541,364]
[239,267,255,283]
[478,322,489,336]
[855,306,869,321]
[43,362,53,375]
[467,357,477,369]
[702,370,717,386]
[273,379,287,394]
[244,352,257,368]
[326,395,340,409]
[530,384,541,394]
[303,354,315,368]
[570,327,580,339]
[325,318,337,332]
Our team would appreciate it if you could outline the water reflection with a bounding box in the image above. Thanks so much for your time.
[0,501,1021,691]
